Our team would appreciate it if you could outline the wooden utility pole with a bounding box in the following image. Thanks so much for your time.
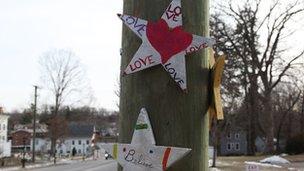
[119,0,210,170]
[301,92,304,133]
[32,85,38,163]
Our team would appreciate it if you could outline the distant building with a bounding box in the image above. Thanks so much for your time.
[0,110,11,157]
[10,123,49,153]
[13,122,48,132]
[219,125,286,155]
[56,123,93,156]
[219,126,248,155]
[11,130,31,153]
[255,136,286,153]
[10,120,119,157]
[0,113,9,143]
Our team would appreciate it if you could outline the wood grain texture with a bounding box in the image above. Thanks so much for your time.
[213,56,225,120]
[118,0,210,170]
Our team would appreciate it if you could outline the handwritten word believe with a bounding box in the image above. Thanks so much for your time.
[129,55,155,72]
[122,16,146,37]
[125,149,153,168]
[165,5,181,22]
[164,63,184,85]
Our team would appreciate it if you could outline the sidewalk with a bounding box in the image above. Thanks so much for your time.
[1,156,98,171]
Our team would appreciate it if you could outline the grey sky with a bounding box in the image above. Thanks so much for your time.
[0,0,122,111]
[1,0,303,112]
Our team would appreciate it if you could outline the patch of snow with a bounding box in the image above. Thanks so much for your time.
[208,159,229,168]
[245,161,282,168]
[260,155,290,164]
[280,153,288,157]
[25,162,54,169]
[209,159,212,167]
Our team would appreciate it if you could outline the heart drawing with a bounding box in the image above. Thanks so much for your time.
[146,19,193,64]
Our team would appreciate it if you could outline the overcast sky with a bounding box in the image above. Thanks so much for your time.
[0,0,122,112]
[0,0,303,112]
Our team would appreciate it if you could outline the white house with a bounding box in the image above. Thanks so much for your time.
[30,124,49,153]
[57,138,91,156]
[0,112,11,158]
[30,137,50,153]
[56,123,93,156]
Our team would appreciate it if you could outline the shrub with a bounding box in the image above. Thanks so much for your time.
[285,133,304,155]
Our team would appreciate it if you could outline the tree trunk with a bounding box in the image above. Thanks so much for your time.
[276,120,284,153]
[50,137,56,162]
[287,111,293,140]
[246,75,259,155]
[119,0,211,170]
[51,102,59,164]
[248,90,258,155]
[263,93,275,153]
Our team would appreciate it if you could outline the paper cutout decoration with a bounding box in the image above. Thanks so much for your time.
[208,51,225,126]
[118,0,215,91]
[101,108,191,171]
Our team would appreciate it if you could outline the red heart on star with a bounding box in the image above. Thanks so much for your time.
[146,19,193,64]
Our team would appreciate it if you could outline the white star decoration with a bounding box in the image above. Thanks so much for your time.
[101,108,191,171]
[119,0,215,91]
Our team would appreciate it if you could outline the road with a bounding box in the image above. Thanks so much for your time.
[25,160,117,171]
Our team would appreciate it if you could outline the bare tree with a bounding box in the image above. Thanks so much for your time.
[211,0,304,153]
[39,49,92,162]
[39,49,93,109]
[273,83,302,152]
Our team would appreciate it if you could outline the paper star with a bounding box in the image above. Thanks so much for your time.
[118,0,215,91]
[101,108,191,171]
[208,51,225,126]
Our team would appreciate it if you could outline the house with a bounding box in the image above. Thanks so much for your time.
[56,122,94,156]
[11,123,49,153]
[219,125,286,155]
[11,129,31,153]
[10,121,118,157]
[0,108,11,157]
[219,126,248,155]
[255,136,286,153]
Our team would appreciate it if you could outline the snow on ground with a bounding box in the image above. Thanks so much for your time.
[260,155,290,164]
[209,167,222,171]
[244,155,290,168]
[245,161,283,168]
[280,153,288,157]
